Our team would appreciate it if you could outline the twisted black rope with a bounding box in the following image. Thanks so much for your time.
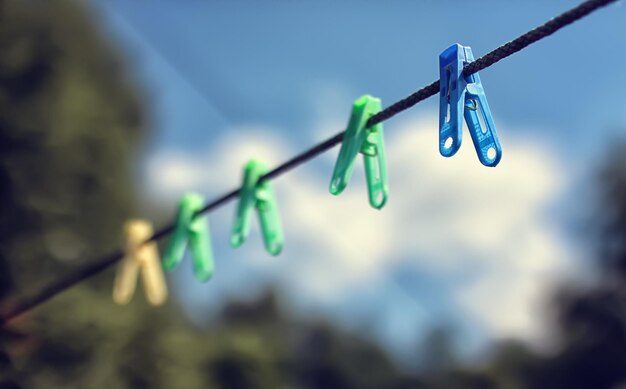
[0,0,618,325]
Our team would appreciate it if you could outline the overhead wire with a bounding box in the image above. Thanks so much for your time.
[101,1,233,127]
[0,0,619,326]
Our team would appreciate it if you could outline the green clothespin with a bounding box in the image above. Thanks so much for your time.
[162,192,214,282]
[329,95,388,209]
[231,160,284,256]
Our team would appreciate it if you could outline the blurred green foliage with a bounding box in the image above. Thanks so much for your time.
[1,1,626,388]
[0,0,144,386]
[0,1,415,388]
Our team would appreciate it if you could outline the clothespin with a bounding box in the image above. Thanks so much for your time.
[439,43,502,167]
[231,160,284,255]
[162,193,214,282]
[113,220,167,306]
[329,95,388,209]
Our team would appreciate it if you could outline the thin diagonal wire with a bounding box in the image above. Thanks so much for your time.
[105,2,233,126]
[0,0,618,325]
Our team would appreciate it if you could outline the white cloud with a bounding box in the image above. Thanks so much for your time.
[145,116,570,349]
[145,126,290,200]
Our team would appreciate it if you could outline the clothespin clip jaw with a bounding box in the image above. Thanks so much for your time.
[162,193,215,282]
[463,69,502,167]
[439,44,465,158]
[329,95,388,209]
[113,220,167,306]
[439,43,502,167]
[231,160,284,256]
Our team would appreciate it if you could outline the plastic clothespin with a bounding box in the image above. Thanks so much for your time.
[231,160,284,256]
[329,95,388,209]
[162,193,214,282]
[439,43,502,167]
[113,220,167,306]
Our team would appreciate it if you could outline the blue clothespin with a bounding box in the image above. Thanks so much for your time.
[439,43,502,167]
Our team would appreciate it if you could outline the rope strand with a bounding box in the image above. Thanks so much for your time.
[0,0,618,325]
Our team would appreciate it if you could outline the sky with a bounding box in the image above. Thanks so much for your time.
[87,0,625,365]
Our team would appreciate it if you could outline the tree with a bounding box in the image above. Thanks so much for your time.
[429,140,626,389]
[0,2,422,388]
[0,0,146,386]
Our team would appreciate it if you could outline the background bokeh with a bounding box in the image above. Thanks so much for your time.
[1,0,626,388]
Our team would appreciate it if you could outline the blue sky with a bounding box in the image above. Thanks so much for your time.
[88,0,625,364]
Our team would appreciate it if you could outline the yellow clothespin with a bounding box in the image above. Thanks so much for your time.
[113,220,167,306]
